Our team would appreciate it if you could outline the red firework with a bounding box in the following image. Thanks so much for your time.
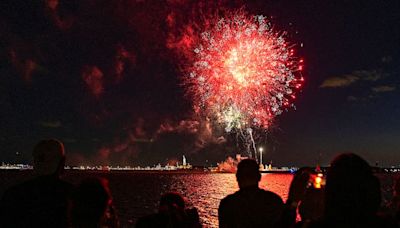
[186,10,304,131]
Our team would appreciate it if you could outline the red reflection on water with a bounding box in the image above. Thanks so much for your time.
[181,173,293,227]
[259,173,292,201]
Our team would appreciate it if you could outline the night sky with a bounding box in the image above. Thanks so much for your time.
[1,0,399,167]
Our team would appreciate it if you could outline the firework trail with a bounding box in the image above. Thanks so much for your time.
[184,10,304,158]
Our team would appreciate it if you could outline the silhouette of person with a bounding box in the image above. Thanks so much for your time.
[70,177,119,228]
[218,159,286,228]
[0,139,73,227]
[136,192,201,228]
[283,166,325,227]
[295,186,324,227]
[310,153,396,228]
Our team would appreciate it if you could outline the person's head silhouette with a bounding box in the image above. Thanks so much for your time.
[71,178,117,227]
[325,153,380,220]
[236,159,261,189]
[0,139,72,227]
[32,139,65,176]
[159,192,185,212]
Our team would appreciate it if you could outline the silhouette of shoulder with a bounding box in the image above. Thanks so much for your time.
[1,175,73,227]
[221,188,283,206]
[219,187,284,227]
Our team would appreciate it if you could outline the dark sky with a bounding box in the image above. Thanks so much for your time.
[0,0,399,167]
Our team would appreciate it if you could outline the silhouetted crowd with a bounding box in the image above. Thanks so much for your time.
[1,139,400,227]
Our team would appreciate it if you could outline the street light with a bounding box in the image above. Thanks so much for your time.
[259,147,263,166]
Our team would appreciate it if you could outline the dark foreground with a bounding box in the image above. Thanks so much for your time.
[0,170,397,227]
[1,170,293,227]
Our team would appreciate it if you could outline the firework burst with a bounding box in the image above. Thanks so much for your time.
[186,10,304,132]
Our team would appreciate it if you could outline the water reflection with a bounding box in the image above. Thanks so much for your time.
[161,173,292,227]
[260,173,292,201]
